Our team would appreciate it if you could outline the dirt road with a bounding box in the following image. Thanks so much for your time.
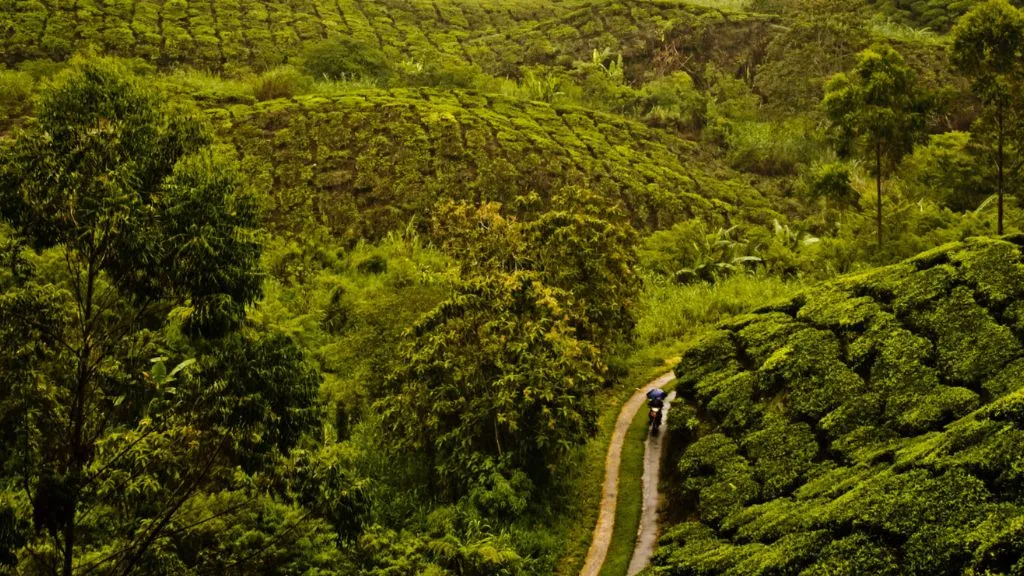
[578,372,674,576]
[627,391,676,575]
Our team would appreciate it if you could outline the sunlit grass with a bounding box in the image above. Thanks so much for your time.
[868,17,947,45]
[683,0,751,11]
[636,272,805,349]
[598,400,651,576]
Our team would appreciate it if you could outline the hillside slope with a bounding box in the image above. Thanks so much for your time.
[654,236,1024,575]
[214,89,773,241]
[1,0,774,77]
[464,1,778,81]
[0,0,579,71]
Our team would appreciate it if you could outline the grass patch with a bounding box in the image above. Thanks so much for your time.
[684,0,751,11]
[598,392,654,576]
[636,272,805,349]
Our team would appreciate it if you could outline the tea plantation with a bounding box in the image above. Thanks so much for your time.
[0,0,577,71]
[214,89,774,242]
[655,236,1024,575]
[5,0,1024,573]
[1,0,775,78]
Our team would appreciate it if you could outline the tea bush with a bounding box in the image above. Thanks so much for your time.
[654,237,1024,576]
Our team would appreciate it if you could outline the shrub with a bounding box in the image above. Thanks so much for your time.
[802,533,899,575]
[906,285,1021,387]
[725,120,819,176]
[301,39,392,82]
[655,239,1024,576]
[801,161,859,209]
[742,420,819,498]
[0,69,33,121]
[639,72,707,132]
[251,66,312,101]
[677,434,761,523]
[355,254,388,275]
[675,330,737,392]
[900,131,992,211]
[321,285,352,335]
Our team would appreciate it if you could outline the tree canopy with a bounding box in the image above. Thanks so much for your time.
[0,59,321,576]
[824,44,927,246]
[951,0,1024,234]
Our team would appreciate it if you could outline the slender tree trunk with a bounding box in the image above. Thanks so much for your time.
[998,107,1005,235]
[876,141,883,247]
[63,257,97,576]
[62,526,74,576]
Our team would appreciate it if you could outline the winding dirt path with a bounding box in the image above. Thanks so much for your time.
[627,391,676,576]
[578,372,674,576]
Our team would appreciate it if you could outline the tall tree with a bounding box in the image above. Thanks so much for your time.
[0,59,318,575]
[431,188,641,356]
[378,272,603,499]
[824,44,927,246]
[951,0,1024,234]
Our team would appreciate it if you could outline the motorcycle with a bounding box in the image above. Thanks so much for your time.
[648,406,663,434]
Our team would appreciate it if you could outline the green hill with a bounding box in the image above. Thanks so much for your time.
[867,0,1024,31]
[1,0,777,80]
[463,1,777,80]
[655,236,1024,575]
[1,0,578,72]
[1,0,1018,573]
[215,89,774,242]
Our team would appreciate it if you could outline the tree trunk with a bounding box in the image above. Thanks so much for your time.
[876,142,883,247]
[998,107,1005,235]
[63,257,97,576]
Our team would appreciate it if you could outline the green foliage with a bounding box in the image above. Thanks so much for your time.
[638,72,707,132]
[825,43,928,245]
[634,272,804,357]
[754,9,868,115]
[677,434,760,523]
[251,66,313,101]
[301,39,392,82]
[868,0,1024,31]
[2,59,261,335]
[0,58,333,575]
[0,69,33,123]
[431,195,641,354]
[524,205,641,350]
[379,272,603,497]
[641,219,819,285]
[802,161,860,209]
[4,0,1024,572]
[901,131,994,211]
[654,238,1024,576]
[742,420,819,498]
[951,0,1024,233]
[220,89,770,243]
[195,332,321,471]
[724,120,819,176]
[951,0,1024,99]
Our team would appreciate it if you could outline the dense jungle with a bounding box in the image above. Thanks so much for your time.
[4,0,1024,574]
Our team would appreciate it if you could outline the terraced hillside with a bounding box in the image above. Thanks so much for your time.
[216,89,773,242]
[868,0,1024,31]
[655,236,1024,575]
[0,0,580,71]
[0,0,775,80]
[464,1,777,80]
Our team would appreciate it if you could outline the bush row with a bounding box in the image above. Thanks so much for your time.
[655,237,1024,575]
[213,88,777,243]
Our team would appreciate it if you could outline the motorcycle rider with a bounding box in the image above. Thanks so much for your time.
[646,387,668,408]
[646,388,667,430]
